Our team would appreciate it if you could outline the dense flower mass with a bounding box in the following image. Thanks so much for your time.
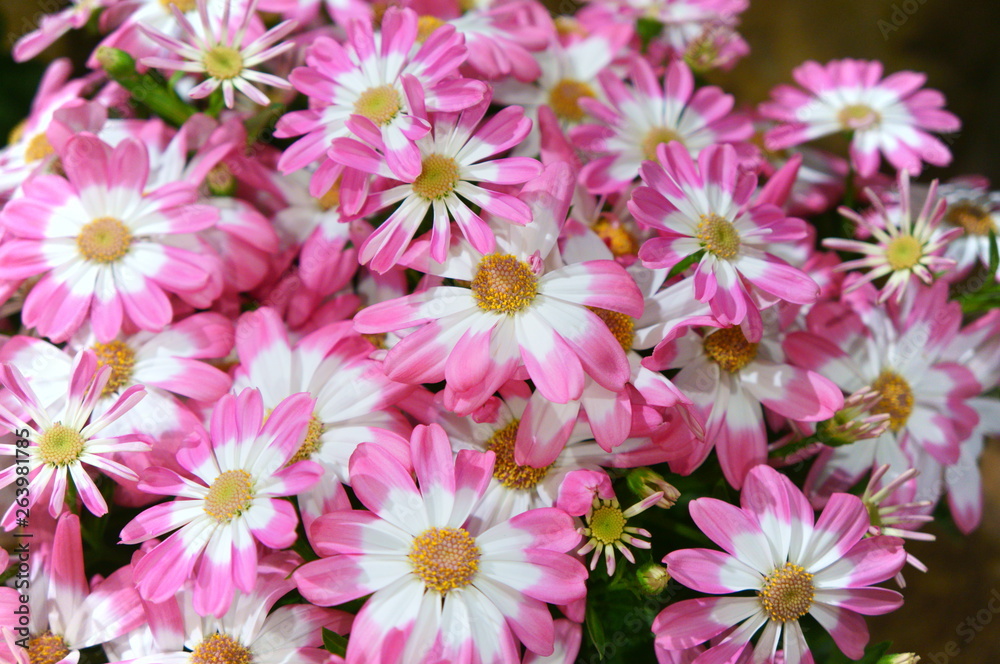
[0,1,994,663]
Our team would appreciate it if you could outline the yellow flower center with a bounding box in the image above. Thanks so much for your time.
[589,307,635,351]
[25,133,55,163]
[837,104,881,131]
[641,127,683,162]
[408,527,481,594]
[588,503,626,545]
[759,562,815,622]
[471,254,538,314]
[288,415,325,464]
[77,217,132,263]
[412,154,461,200]
[696,213,741,259]
[354,85,403,126]
[203,470,254,522]
[92,340,136,397]
[870,370,914,432]
[884,235,923,271]
[485,419,552,490]
[945,201,995,236]
[416,15,445,41]
[160,0,197,12]
[703,326,759,373]
[38,424,86,467]
[28,631,71,664]
[362,332,387,349]
[189,632,253,664]
[203,46,244,81]
[316,180,341,211]
[8,119,26,145]
[548,79,596,123]
[591,216,639,257]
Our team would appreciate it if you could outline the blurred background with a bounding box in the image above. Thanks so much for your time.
[1,0,998,661]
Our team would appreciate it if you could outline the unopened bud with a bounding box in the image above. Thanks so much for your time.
[877,654,919,664]
[627,467,680,508]
[817,388,892,447]
[206,163,237,197]
[636,562,670,595]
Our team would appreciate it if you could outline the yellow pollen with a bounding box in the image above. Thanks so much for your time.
[589,307,635,351]
[189,632,252,664]
[696,213,741,259]
[408,527,480,594]
[38,424,86,467]
[703,326,758,373]
[362,332,387,349]
[870,370,914,432]
[317,180,341,211]
[27,631,71,664]
[485,419,552,490]
[92,340,136,397]
[945,201,996,236]
[288,415,325,464]
[204,470,254,522]
[160,0,197,12]
[884,235,923,271]
[354,85,403,126]
[203,46,244,81]
[641,127,683,162]
[25,133,55,163]
[592,216,639,257]
[77,217,132,263]
[758,562,815,622]
[554,16,586,37]
[471,254,538,314]
[548,79,596,123]
[416,15,445,41]
[588,504,627,545]
[412,154,461,200]
[837,104,881,131]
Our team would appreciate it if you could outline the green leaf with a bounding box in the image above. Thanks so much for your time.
[826,640,892,664]
[989,228,999,275]
[322,628,348,656]
[585,600,609,658]
[666,250,705,280]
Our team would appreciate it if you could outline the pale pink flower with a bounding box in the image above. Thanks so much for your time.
[12,0,107,62]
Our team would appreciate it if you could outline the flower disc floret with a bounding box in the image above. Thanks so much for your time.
[870,370,914,432]
[589,307,635,351]
[412,154,461,200]
[884,235,923,270]
[471,254,538,314]
[486,420,552,490]
[592,217,639,257]
[288,415,325,464]
[25,133,55,163]
[354,85,403,126]
[92,340,136,397]
[837,103,881,131]
[408,527,481,594]
[28,631,71,664]
[189,632,252,664]
[203,46,244,81]
[945,201,995,236]
[160,0,196,11]
[38,424,86,467]
[641,127,683,161]
[759,563,815,622]
[549,79,596,122]
[204,470,254,522]
[77,217,132,263]
[703,326,759,373]
[588,504,627,545]
[696,213,741,259]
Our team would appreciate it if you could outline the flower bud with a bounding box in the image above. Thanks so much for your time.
[636,562,670,595]
[626,467,680,508]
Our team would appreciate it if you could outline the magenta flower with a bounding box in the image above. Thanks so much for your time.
[120,388,323,617]
[653,464,907,664]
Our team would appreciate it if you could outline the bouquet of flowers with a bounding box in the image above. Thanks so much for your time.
[0,0,996,662]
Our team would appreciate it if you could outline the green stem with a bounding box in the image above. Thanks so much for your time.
[96,47,196,127]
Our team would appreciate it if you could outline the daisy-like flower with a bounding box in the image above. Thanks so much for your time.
[629,142,819,342]
[0,351,147,524]
[331,94,543,271]
[761,59,960,177]
[824,171,958,303]
[276,6,487,189]
[354,163,643,415]
[293,423,588,664]
[572,57,752,194]
[935,177,1000,282]
[653,464,907,664]
[0,134,220,343]
[861,465,935,587]
[120,388,323,617]
[140,0,298,108]
[12,0,107,62]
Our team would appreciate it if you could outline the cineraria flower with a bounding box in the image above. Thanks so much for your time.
[120,388,323,617]
[653,464,907,664]
[331,95,544,271]
[861,465,935,587]
[294,424,588,664]
[12,0,107,62]
[0,134,220,342]
[629,142,819,342]
[935,177,1000,282]
[825,172,958,303]
[761,58,960,177]
[140,0,298,108]
[572,57,752,194]
[0,351,147,524]
[354,163,643,415]
[276,7,487,189]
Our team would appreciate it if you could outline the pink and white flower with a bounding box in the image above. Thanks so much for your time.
[761,59,960,177]
[935,177,1000,282]
[293,423,588,664]
[653,464,907,664]
[120,387,323,617]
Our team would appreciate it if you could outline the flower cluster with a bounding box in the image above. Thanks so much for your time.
[0,1,997,663]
